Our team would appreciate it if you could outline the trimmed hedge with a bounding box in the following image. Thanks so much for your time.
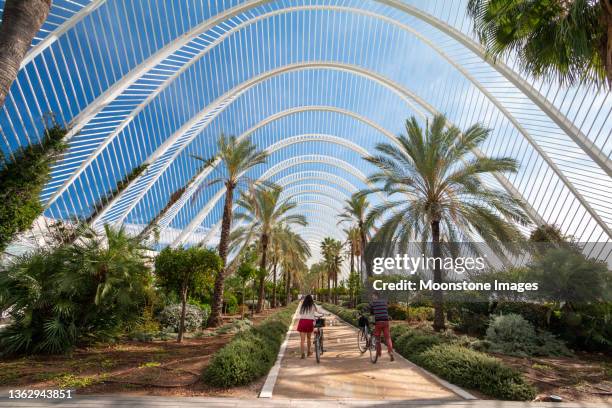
[321,303,535,401]
[414,345,536,401]
[202,304,297,388]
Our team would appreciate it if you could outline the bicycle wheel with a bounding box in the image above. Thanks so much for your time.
[357,328,367,353]
[369,335,378,363]
[315,334,321,363]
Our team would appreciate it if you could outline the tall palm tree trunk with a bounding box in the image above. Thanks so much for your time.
[431,220,445,332]
[359,223,371,278]
[256,233,269,313]
[209,184,234,327]
[0,0,51,109]
[271,259,278,308]
[285,269,291,304]
[350,246,355,306]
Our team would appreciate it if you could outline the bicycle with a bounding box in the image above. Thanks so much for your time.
[313,313,326,363]
[357,313,371,353]
[357,313,388,363]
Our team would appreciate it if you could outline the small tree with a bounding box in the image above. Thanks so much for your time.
[236,258,257,318]
[155,247,221,342]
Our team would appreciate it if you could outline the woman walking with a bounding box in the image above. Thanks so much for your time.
[296,294,319,359]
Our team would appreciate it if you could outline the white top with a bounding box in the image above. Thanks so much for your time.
[297,304,320,320]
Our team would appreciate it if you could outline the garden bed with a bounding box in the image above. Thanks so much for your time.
[0,308,286,397]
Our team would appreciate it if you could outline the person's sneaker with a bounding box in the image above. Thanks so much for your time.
[389,352,395,362]
[307,351,312,357]
[301,352,306,359]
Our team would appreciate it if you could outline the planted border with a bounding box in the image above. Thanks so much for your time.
[202,303,297,388]
[320,302,536,401]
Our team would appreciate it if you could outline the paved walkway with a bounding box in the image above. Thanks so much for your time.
[271,310,462,401]
[1,395,611,407]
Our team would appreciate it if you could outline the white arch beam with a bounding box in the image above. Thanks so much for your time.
[44,3,607,214]
[97,62,546,234]
[170,135,371,247]
[20,0,108,69]
[379,0,612,177]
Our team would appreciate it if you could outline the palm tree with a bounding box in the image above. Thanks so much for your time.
[192,134,268,327]
[343,226,362,281]
[278,228,311,304]
[338,193,373,277]
[273,225,311,307]
[231,185,307,312]
[467,0,612,87]
[362,114,529,331]
[0,0,51,109]
[320,237,343,304]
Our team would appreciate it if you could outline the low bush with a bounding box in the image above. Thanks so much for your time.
[395,332,443,359]
[158,304,203,333]
[406,306,435,322]
[486,314,571,357]
[202,304,297,387]
[414,344,536,401]
[388,303,407,320]
[355,302,369,313]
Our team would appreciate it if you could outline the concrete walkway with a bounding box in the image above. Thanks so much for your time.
[1,395,611,407]
[271,310,463,401]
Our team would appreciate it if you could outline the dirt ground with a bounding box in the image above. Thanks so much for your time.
[495,352,612,403]
[0,308,279,397]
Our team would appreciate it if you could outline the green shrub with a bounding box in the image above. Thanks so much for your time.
[203,304,296,387]
[486,314,570,357]
[395,332,443,359]
[390,324,410,340]
[494,302,553,329]
[414,344,536,400]
[0,125,67,252]
[356,303,369,313]
[388,303,407,320]
[0,226,152,356]
[406,306,435,322]
[158,304,203,333]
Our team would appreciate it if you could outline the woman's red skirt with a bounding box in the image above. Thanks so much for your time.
[296,318,314,333]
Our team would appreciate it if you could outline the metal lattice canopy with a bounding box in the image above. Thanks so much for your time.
[1,0,611,263]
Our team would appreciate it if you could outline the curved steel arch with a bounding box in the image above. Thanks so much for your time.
[39,3,606,243]
[155,106,395,231]
[171,146,372,247]
[185,154,377,247]
[273,172,359,196]
[99,62,547,234]
[54,0,605,185]
[378,0,611,177]
[20,0,108,69]
[195,173,361,246]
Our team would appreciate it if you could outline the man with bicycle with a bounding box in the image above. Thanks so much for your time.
[369,292,395,361]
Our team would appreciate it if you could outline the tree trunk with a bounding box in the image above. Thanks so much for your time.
[177,285,188,343]
[327,272,331,303]
[350,246,355,306]
[334,268,338,305]
[359,222,371,278]
[285,269,291,304]
[0,0,51,109]
[272,260,278,308]
[431,220,446,332]
[208,184,234,327]
[256,233,269,313]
